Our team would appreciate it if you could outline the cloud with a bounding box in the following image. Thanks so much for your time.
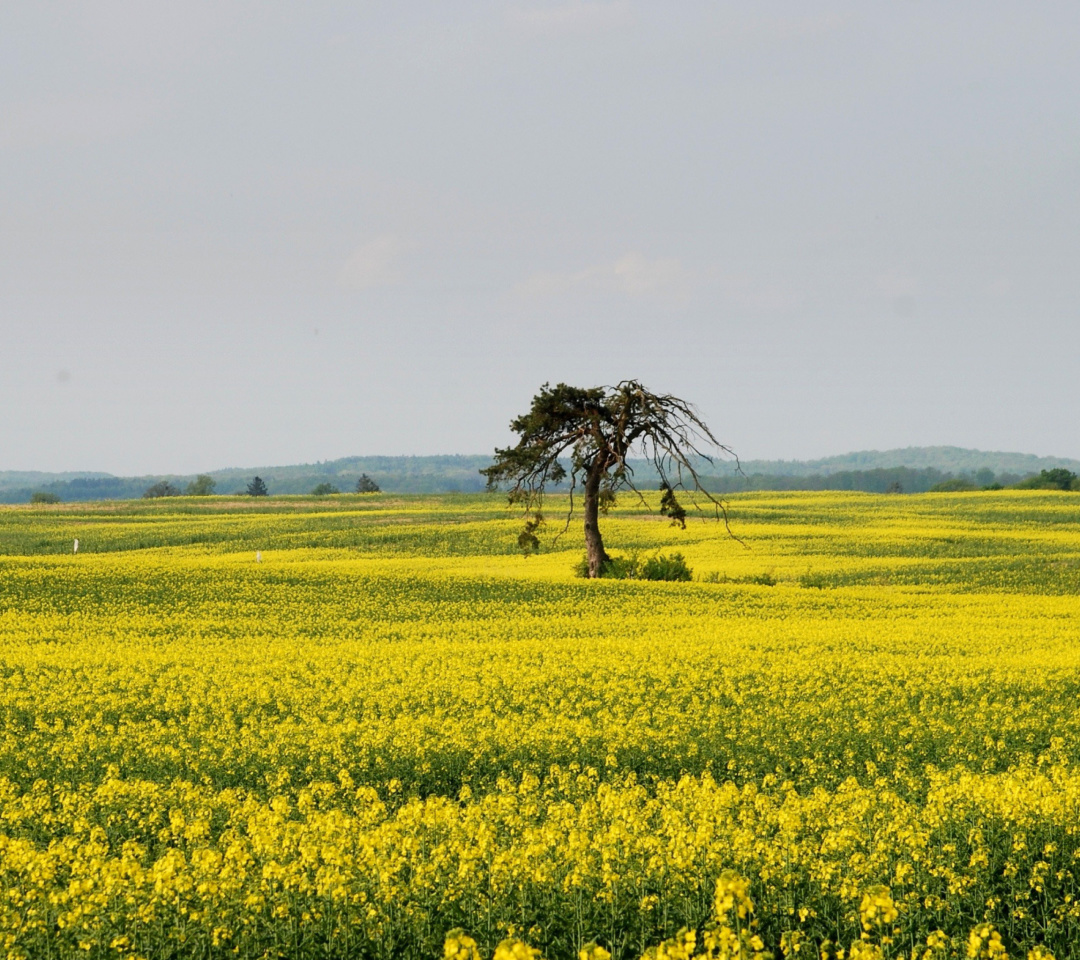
[337,237,403,291]
[516,251,691,300]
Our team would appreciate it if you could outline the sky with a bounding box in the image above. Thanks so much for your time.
[2,2,1079,475]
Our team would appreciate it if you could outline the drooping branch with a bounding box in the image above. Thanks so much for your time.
[602,381,743,540]
[482,381,742,568]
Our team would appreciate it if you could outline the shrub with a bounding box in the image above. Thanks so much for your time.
[186,475,216,496]
[639,552,692,581]
[1045,468,1078,491]
[574,551,692,581]
[601,554,642,579]
[30,492,60,504]
[356,474,381,493]
[143,480,181,499]
[312,482,340,496]
[574,553,638,579]
[700,570,777,585]
[1014,468,1079,491]
[574,553,610,578]
[799,570,831,589]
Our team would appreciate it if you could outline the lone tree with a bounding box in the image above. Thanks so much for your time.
[481,380,737,578]
[246,476,269,497]
[143,480,181,499]
[356,474,380,493]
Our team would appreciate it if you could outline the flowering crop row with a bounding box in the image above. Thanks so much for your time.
[0,491,1079,957]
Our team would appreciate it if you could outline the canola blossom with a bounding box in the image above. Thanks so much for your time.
[1,490,1080,958]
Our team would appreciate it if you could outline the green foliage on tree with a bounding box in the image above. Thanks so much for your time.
[186,475,216,496]
[482,380,735,578]
[246,476,269,497]
[356,474,380,493]
[143,480,181,499]
[30,492,60,504]
[1015,468,1079,491]
[311,482,339,496]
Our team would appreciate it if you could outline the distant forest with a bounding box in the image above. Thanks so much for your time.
[705,466,994,494]
[2,447,1079,503]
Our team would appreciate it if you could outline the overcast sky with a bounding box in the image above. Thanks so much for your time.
[2,2,1079,474]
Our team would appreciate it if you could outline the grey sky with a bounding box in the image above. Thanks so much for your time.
[2,2,1078,474]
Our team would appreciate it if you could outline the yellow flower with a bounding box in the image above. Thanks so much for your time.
[444,930,482,960]
[859,885,898,932]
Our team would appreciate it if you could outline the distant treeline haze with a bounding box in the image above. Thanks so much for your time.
[3,448,1079,503]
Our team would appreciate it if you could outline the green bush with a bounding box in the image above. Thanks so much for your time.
[1014,468,1078,491]
[143,480,181,499]
[799,570,831,589]
[575,551,692,581]
[574,553,633,578]
[700,570,777,586]
[29,492,60,504]
[639,552,692,581]
[311,482,340,496]
[602,555,641,579]
[186,475,216,496]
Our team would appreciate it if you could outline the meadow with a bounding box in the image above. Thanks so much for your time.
[2,490,1080,959]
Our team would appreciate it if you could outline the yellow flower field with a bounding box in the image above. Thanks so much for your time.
[2,490,1080,959]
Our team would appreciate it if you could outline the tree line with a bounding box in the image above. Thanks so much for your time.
[697,465,1074,495]
[20,465,1076,505]
[138,474,381,499]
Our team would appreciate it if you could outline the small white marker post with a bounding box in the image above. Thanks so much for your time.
[73,538,79,554]
[256,550,262,563]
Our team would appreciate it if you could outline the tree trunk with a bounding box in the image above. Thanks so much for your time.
[583,466,609,578]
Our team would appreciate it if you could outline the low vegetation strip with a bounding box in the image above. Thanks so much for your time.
[1,491,1080,957]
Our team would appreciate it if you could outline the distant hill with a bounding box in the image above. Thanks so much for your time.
[205,455,492,495]
[1,447,1076,503]
[723,446,1080,478]
[0,456,493,503]
[0,470,113,485]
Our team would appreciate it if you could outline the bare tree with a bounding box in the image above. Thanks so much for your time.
[481,380,738,577]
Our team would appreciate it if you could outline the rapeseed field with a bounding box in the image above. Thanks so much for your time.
[2,490,1080,959]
